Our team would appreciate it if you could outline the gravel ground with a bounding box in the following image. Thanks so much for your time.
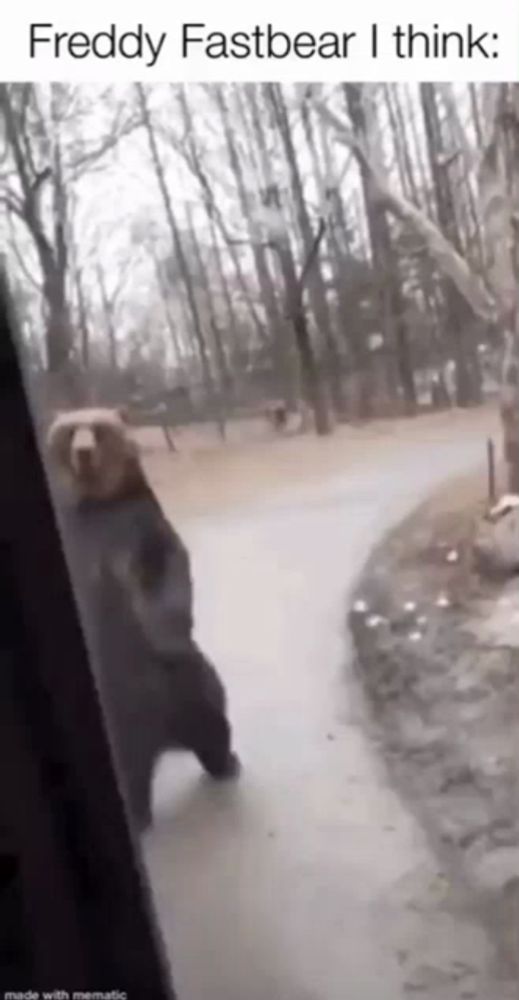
[349,474,519,992]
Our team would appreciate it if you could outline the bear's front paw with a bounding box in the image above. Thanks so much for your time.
[209,751,242,781]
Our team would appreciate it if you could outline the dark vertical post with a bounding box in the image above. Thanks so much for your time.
[487,437,496,505]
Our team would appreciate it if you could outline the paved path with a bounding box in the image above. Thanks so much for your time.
[144,419,512,1000]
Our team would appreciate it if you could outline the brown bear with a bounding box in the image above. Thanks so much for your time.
[46,407,240,832]
[264,400,289,433]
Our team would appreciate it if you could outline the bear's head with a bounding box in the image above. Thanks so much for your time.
[46,407,142,502]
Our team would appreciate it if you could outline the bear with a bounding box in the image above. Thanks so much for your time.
[264,400,289,433]
[46,406,240,832]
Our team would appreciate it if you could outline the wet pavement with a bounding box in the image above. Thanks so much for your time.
[143,418,511,1000]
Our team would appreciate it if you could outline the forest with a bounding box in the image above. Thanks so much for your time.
[0,83,518,475]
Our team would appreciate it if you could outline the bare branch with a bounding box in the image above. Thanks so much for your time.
[314,98,498,323]
[68,109,142,178]
[0,189,26,220]
[5,213,43,293]
[297,218,327,296]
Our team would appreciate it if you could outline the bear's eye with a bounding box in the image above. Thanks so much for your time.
[61,428,75,454]
[93,425,108,444]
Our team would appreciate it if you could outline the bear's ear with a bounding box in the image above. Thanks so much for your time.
[47,409,64,430]
[45,411,63,448]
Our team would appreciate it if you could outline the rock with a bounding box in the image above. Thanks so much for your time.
[438,764,476,793]
[473,495,519,574]
[468,848,519,893]
[404,963,454,991]
[399,718,445,754]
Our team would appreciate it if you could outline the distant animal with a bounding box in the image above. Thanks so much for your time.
[46,407,240,831]
[264,401,289,433]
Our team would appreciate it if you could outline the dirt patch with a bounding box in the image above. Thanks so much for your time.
[349,471,519,984]
[140,406,498,520]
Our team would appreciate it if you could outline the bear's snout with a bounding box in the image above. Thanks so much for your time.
[71,426,98,476]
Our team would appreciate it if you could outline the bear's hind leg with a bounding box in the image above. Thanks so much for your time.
[182,704,240,781]
[166,644,241,781]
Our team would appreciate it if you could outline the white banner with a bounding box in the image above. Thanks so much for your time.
[0,0,518,82]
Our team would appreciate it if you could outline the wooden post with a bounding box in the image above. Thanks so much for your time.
[161,423,176,452]
[487,437,496,504]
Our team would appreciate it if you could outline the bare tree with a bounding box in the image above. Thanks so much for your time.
[95,254,135,376]
[4,81,513,447]
[72,262,90,374]
[0,83,140,404]
[315,83,519,487]
[0,84,74,400]
[212,85,289,375]
[184,200,234,407]
[135,83,226,439]
[301,97,376,419]
[251,167,332,436]
[420,83,481,406]
[173,85,268,348]
[344,84,416,415]
[266,84,347,420]
[243,84,300,407]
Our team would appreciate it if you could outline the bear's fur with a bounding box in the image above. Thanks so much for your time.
[46,407,240,831]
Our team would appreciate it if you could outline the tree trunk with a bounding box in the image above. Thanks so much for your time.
[148,248,185,368]
[214,85,284,356]
[420,83,481,407]
[267,84,347,421]
[184,201,232,421]
[136,84,225,440]
[208,214,242,379]
[402,84,435,217]
[176,86,268,349]
[382,88,445,374]
[73,265,90,373]
[384,85,420,204]
[314,112,374,417]
[491,85,519,490]
[436,84,486,274]
[96,263,117,373]
[469,84,483,148]
[300,100,351,417]
[344,84,416,415]
[501,333,519,492]
[41,257,78,406]
[243,84,299,407]
[264,184,332,436]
